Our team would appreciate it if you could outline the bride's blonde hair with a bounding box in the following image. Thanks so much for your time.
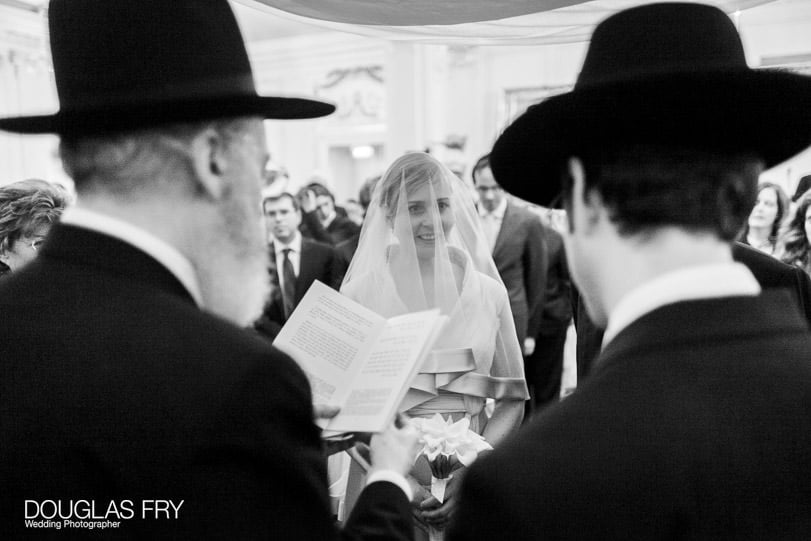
[377,152,450,220]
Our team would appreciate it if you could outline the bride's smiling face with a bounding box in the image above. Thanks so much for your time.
[406,180,455,260]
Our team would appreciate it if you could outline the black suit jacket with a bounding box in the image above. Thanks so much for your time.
[534,224,572,335]
[450,292,811,540]
[336,233,360,267]
[491,203,548,344]
[326,215,361,245]
[0,225,409,540]
[575,241,811,378]
[255,238,347,339]
[300,209,334,245]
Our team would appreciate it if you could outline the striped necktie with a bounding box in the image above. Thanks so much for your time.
[281,248,296,319]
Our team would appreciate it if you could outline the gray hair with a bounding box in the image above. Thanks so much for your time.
[59,117,256,196]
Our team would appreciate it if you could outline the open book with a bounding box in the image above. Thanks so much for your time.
[273,280,446,434]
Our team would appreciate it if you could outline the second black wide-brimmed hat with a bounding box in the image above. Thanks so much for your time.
[490,2,811,207]
[0,0,335,135]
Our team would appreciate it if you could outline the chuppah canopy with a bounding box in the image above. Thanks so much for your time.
[235,0,775,45]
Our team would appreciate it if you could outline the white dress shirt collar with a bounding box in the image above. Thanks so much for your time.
[602,262,761,348]
[273,231,302,256]
[478,198,507,251]
[478,197,507,220]
[61,206,203,306]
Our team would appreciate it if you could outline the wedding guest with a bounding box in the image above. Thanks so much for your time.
[779,190,811,276]
[472,154,548,355]
[337,174,381,264]
[0,1,418,539]
[254,192,347,340]
[297,185,338,245]
[523,221,572,414]
[449,4,811,539]
[342,152,528,540]
[358,175,381,212]
[345,198,365,225]
[574,241,811,378]
[0,179,69,275]
[739,181,789,255]
[310,182,361,244]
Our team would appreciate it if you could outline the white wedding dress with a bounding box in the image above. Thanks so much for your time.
[337,152,528,540]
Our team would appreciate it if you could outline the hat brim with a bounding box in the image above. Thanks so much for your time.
[491,69,811,207]
[0,94,336,135]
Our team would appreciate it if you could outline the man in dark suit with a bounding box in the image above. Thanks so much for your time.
[523,221,572,414]
[472,154,547,354]
[0,1,417,540]
[255,192,347,339]
[574,241,811,379]
[449,4,811,540]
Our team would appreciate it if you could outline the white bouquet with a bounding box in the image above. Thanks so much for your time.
[410,413,492,504]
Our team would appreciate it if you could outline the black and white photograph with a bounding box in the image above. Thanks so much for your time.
[1,1,811,539]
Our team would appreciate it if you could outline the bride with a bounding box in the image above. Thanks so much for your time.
[341,151,528,538]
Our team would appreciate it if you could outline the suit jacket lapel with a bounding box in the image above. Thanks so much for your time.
[492,203,518,259]
[295,241,317,302]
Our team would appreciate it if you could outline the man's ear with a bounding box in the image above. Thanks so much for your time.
[567,157,603,232]
[0,239,11,265]
[189,127,229,200]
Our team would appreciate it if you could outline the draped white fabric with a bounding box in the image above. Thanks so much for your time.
[246,0,585,25]
[238,0,775,45]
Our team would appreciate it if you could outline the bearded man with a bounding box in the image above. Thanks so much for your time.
[0,1,417,539]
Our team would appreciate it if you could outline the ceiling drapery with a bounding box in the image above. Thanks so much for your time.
[248,0,585,25]
[239,0,776,45]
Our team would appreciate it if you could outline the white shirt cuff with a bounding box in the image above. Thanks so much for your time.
[366,470,413,501]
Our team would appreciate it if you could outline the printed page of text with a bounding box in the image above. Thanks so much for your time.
[326,309,443,433]
[273,281,386,427]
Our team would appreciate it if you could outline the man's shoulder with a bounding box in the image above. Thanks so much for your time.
[169,305,310,392]
[302,237,343,262]
[465,389,611,490]
[733,241,803,287]
[178,307,305,380]
[302,237,338,252]
[327,214,356,230]
[542,223,564,248]
[17,260,305,389]
[506,201,537,221]
[505,202,545,235]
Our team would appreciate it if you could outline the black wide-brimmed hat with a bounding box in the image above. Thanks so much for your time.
[0,0,334,135]
[491,2,811,206]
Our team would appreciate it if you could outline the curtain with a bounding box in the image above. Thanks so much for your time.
[237,0,775,45]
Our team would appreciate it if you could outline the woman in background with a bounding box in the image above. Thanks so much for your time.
[778,190,811,276]
[341,152,527,539]
[0,179,70,275]
[740,181,789,255]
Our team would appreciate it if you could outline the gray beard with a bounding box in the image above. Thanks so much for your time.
[196,203,271,327]
[198,249,270,327]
